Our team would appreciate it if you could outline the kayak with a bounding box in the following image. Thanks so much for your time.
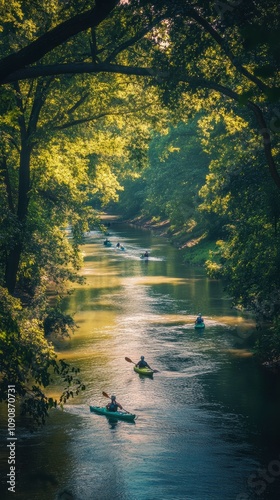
[194,322,205,329]
[104,241,112,247]
[140,255,149,260]
[134,366,154,377]
[90,406,136,421]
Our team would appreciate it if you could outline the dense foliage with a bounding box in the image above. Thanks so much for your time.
[116,106,280,362]
[0,0,280,425]
[0,287,85,427]
[199,112,280,324]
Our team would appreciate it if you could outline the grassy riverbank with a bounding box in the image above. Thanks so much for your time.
[113,213,217,267]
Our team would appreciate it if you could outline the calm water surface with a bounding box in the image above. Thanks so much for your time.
[1,221,280,500]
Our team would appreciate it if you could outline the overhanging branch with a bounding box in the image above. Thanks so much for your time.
[53,104,152,130]
[186,6,270,95]
[1,62,157,83]
[3,60,280,189]
[0,0,119,84]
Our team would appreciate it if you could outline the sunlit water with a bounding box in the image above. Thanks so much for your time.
[1,221,280,500]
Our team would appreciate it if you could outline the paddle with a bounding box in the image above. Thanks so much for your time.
[124,356,160,373]
[102,391,130,414]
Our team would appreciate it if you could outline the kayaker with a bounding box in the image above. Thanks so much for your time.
[106,395,123,412]
[116,242,120,248]
[136,356,152,369]
[144,251,149,257]
[195,313,204,324]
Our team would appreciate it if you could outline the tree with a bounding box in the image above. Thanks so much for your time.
[1,0,280,418]
[0,0,119,84]
[0,3,168,423]
[144,119,209,230]
[199,110,280,322]
[0,1,279,188]
[0,57,163,295]
[0,286,85,427]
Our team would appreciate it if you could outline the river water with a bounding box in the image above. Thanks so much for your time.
[1,220,280,500]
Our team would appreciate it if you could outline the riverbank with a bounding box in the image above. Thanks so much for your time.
[105,212,217,266]
[100,212,280,373]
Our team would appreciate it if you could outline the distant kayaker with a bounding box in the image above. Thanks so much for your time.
[116,242,120,248]
[195,313,204,324]
[136,356,152,369]
[144,251,149,257]
[106,395,123,412]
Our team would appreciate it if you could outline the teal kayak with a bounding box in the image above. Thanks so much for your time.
[134,366,154,377]
[194,322,205,329]
[90,406,136,421]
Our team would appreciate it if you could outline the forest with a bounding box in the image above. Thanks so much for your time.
[0,0,279,426]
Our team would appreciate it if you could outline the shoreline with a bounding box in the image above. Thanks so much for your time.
[103,212,215,266]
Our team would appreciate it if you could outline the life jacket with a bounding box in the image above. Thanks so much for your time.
[108,402,118,412]
[138,360,147,368]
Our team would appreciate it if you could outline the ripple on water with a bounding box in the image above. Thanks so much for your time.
[4,224,275,500]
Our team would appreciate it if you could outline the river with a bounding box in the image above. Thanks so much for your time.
[1,220,280,500]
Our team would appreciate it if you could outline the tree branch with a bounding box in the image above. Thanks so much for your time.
[185,6,271,95]
[1,62,157,83]
[179,78,280,190]
[0,0,119,84]
[246,102,280,190]
[3,61,279,189]
[27,79,53,137]
[68,93,91,114]
[53,104,152,130]
[104,14,167,63]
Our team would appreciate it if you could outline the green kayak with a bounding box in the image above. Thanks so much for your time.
[134,366,154,377]
[90,406,136,421]
[194,322,205,329]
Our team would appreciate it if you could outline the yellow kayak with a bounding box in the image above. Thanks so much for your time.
[133,366,154,376]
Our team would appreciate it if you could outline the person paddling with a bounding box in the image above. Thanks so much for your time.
[195,313,204,324]
[136,355,152,369]
[106,395,123,412]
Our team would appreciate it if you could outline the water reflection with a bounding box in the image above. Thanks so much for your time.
[1,222,280,500]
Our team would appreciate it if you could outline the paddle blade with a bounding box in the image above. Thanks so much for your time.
[125,357,134,364]
[102,391,110,399]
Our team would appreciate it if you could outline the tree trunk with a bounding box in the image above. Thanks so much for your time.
[4,144,31,294]
[4,243,23,295]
